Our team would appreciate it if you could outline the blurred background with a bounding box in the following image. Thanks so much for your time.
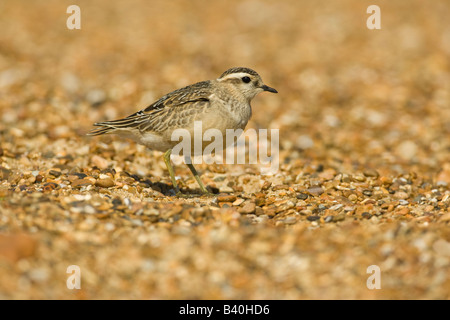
[1,0,449,177]
[0,0,449,299]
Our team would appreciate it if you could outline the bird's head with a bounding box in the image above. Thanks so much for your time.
[217,67,277,101]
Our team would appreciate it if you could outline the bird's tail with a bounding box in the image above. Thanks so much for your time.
[87,119,134,136]
[87,112,150,136]
[87,123,116,136]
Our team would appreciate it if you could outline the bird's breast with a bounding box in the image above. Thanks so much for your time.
[211,97,252,130]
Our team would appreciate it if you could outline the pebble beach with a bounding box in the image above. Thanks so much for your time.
[0,0,449,299]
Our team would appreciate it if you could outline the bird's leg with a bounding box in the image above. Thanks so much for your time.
[185,160,212,195]
[163,149,180,194]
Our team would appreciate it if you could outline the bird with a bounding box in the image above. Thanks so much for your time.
[88,67,277,195]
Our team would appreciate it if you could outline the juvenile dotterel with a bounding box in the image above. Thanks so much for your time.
[88,67,277,195]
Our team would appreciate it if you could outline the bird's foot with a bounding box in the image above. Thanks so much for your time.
[171,188,216,198]
[200,191,216,197]
[174,191,196,198]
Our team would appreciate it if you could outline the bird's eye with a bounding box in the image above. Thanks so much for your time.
[242,76,251,83]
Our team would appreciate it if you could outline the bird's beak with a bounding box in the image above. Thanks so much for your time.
[261,85,278,93]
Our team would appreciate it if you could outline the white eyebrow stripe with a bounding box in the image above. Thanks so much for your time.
[217,72,251,81]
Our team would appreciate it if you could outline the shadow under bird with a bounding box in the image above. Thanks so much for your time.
[88,67,277,195]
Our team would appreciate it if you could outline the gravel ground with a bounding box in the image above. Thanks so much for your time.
[0,0,449,299]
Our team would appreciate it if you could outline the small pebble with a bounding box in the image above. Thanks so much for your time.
[219,186,234,193]
[307,186,324,196]
[296,193,309,200]
[394,191,409,200]
[239,202,256,214]
[95,178,115,188]
[363,169,379,178]
[217,195,237,203]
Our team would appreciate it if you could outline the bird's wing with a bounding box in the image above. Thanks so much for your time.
[143,80,212,113]
[88,80,213,135]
